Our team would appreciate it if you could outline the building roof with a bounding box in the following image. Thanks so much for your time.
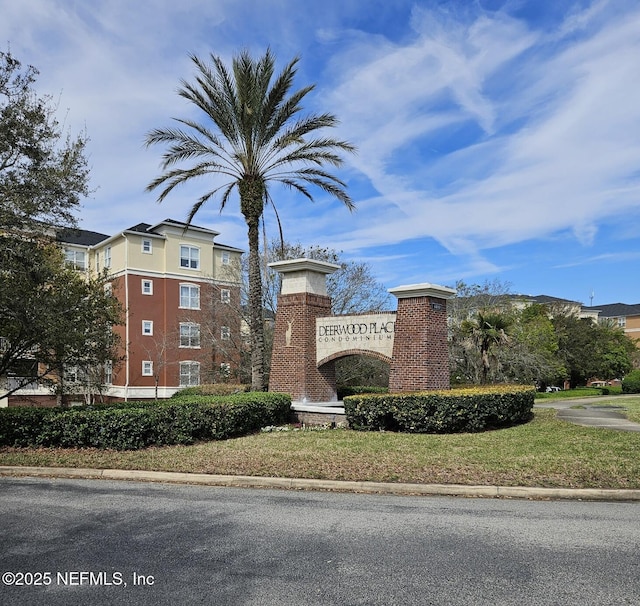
[214,241,244,253]
[56,228,110,247]
[509,294,584,306]
[148,218,220,237]
[126,223,153,233]
[584,303,640,317]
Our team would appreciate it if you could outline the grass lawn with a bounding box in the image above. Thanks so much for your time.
[1,395,639,489]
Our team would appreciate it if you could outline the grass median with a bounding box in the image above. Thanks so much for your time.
[1,396,639,490]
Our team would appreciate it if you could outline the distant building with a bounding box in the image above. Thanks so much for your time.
[582,303,640,344]
[4,219,243,406]
[505,294,599,321]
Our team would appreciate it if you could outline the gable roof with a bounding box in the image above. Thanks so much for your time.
[508,294,584,306]
[126,223,153,233]
[56,228,110,247]
[148,218,220,237]
[584,303,640,317]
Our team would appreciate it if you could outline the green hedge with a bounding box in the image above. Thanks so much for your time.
[337,385,389,400]
[344,385,535,433]
[622,370,640,394]
[0,393,292,450]
[170,383,250,397]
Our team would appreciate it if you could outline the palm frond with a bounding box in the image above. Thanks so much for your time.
[186,180,237,223]
[146,48,357,222]
[146,163,236,203]
[278,178,315,202]
[282,173,355,210]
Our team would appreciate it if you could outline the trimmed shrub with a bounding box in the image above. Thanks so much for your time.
[337,385,389,400]
[0,393,291,450]
[170,383,250,398]
[622,370,640,394]
[344,385,535,433]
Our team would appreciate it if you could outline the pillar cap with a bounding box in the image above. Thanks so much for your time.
[389,283,457,300]
[269,259,341,274]
[268,258,341,275]
[269,258,340,296]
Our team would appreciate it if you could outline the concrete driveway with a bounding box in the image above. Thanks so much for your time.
[534,396,640,432]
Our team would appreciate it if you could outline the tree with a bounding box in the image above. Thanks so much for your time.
[0,51,116,404]
[460,310,513,384]
[145,49,355,391]
[552,314,636,387]
[497,304,565,387]
[0,237,123,402]
[449,280,514,384]
[0,50,89,233]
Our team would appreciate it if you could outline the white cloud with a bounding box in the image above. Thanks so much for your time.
[318,2,640,266]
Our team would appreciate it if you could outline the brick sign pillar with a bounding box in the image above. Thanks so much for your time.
[268,259,340,402]
[388,284,456,393]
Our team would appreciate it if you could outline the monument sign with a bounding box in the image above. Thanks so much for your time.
[268,259,456,403]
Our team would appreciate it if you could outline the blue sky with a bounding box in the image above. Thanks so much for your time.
[4,0,640,306]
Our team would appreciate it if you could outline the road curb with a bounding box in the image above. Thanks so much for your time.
[2,465,640,501]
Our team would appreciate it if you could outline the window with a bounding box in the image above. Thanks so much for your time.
[65,366,80,383]
[142,239,152,254]
[142,320,153,336]
[65,249,86,270]
[180,323,200,348]
[221,251,230,265]
[104,283,113,296]
[180,284,200,309]
[180,361,200,387]
[95,253,100,272]
[221,326,230,341]
[104,246,112,269]
[221,289,231,304]
[104,360,113,385]
[180,245,200,269]
[618,317,627,328]
[142,279,153,295]
[220,362,231,380]
[142,361,153,376]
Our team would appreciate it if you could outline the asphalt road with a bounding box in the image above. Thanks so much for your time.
[1,477,639,606]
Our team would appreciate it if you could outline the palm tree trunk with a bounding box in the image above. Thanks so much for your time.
[247,215,265,391]
[240,177,266,391]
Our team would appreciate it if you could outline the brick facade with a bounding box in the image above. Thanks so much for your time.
[269,292,336,402]
[388,295,450,392]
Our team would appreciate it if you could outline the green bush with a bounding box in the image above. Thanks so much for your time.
[0,393,291,450]
[344,385,535,433]
[337,385,389,400]
[622,370,640,394]
[170,383,250,397]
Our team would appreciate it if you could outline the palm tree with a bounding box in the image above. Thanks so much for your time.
[145,49,355,391]
[461,310,512,384]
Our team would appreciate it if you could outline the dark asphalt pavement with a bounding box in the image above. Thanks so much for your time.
[2,477,640,606]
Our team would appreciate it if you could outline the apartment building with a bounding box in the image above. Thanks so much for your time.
[7,218,243,405]
[583,303,640,344]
